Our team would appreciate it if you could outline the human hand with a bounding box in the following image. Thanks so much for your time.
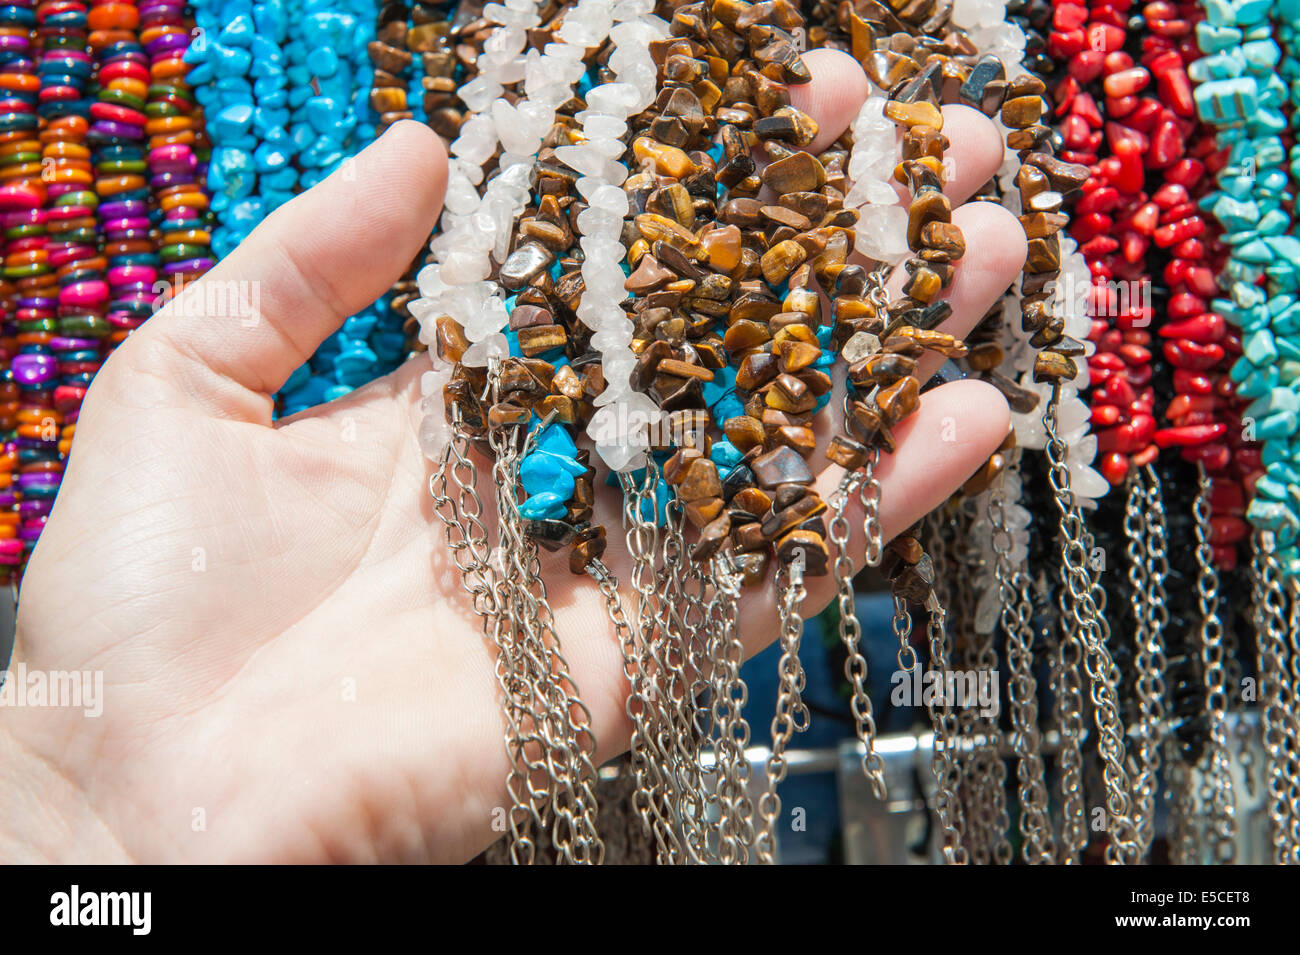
[2,49,1023,863]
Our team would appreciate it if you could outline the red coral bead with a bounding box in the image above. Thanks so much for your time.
[1098,451,1129,485]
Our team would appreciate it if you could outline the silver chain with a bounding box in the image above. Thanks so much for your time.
[618,469,684,864]
[706,555,756,863]
[989,467,1055,863]
[486,365,604,864]
[431,414,546,863]
[755,552,810,864]
[1044,384,1139,864]
[1192,464,1236,863]
[1254,532,1300,863]
[828,470,888,798]
[922,590,968,864]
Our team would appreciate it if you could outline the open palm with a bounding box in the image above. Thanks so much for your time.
[4,51,1023,863]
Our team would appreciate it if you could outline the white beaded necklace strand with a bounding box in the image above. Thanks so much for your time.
[554,0,668,473]
[412,0,591,460]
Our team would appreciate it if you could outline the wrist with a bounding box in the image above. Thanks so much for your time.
[0,716,131,863]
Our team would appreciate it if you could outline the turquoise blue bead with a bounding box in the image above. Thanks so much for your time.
[1244,329,1278,364]
[519,492,567,521]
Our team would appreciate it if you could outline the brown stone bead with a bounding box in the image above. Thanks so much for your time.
[846,401,883,444]
[406,23,445,53]
[692,513,732,561]
[826,434,870,471]
[898,327,968,359]
[1000,95,1044,129]
[736,351,779,391]
[723,549,763,587]
[435,315,469,363]
[799,368,832,397]
[686,496,725,528]
[754,105,819,147]
[1024,153,1090,193]
[520,219,571,251]
[625,255,676,295]
[764,379,816,413]
[654,241,705,281]
[700,225,743,272]
[537,394,579,424]
[732,486,773,516]
[733,520,768,553]
[987,370,1041,415]
[902,266,941,303]
[1006,124,1052,151]
[724,319,771,353]
[886,534,924,566]
[1026,234,1061,271]
[630,339,671,391]
[772,483,806,510]
[885,99,943,130]
[368,41,411,73]
[517,324,567,356]
[658,358,714,381]
[1033,350,1078,383]
[761,151,826,194]
[907,189,951,250]
[499,242,555,290]
[663,446,704,485]
[647,182,696,228]
[761,494,826,540]
[777,529,828,575]
[509,305,552,331]
[719,198,763,228]
[635,213,700,252]
[776,339,820,373]
[370,87,407,113]
[759,239,808,285]
[966,341,1004,372]
[760,204,812,232]
[680,458,723,502]
[862,49,920,89]
[920,221,965,258]
[876,376,920,427]
[553,364,584,401]
[891,554,934,603]
[751,445,814,488]
[664,86,706,135]
[961,452,1005,497]
[488,400,531,430]
[772,423,816,454]
[568,525,607,575]
[781,191,829,221]
[848,352,917,388]
[724,414,767,452]
[1020,212,1068,239]
[773,372,807,403]
[632,137,697,178]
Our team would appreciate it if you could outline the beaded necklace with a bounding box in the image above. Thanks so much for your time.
[143,1,212,296]
[0,0,43,577]
[1193,0,1300,862]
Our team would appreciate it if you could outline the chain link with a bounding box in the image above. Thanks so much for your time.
[755,553,810,864]
[706,556,756,863]
[829,470,888,798]
[1045,384,1139,864]
[618,469,684,864]
[989,468,1055,863]
[1254,533,1300,863]
[1192,464,1236,864]
[922,590,968,864]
